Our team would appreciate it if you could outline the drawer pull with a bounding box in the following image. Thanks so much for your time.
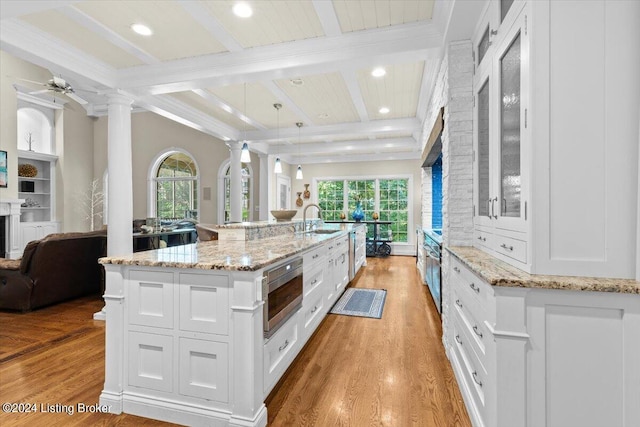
[455,299,463,309]
[312,254,319,259]
[453,266,461,273]
[279,339,290,352]
[472,371,483,387]
[455,335,463,345]
[469,283,480,293]
[311,279,318,285]
[473,325,483,338]
[329,245,334,250]
[311,305,318,314]
[477,236,486,242]
[500,243,514,251]
[337,242,342,246]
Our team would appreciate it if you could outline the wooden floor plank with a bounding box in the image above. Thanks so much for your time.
[0,256,470,426]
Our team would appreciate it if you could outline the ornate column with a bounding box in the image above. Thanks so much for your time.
[106,93,134,256]
[228,142,243,223]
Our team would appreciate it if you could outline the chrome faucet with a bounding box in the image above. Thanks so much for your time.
[303,203,323,232]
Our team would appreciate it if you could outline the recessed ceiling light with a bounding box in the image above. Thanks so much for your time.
[379,107,390,114]
[233,3,253,18]
[371,67,386,77]
[290,78,304,86]
[131,23,152,36]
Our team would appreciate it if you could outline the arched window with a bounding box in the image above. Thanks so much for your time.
[218,160,252,223]
[150,150,199,220]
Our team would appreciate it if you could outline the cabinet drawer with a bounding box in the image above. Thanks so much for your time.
[452,317,489,427]
[494,233,526,263]
[303,244,327,268]
[452,287,489,360]
[473,228,492,250]
[264,311,300,395]
[449,258,492,318]
[301,291,325,341]
[304,266,324,298]
[334,234,349,252]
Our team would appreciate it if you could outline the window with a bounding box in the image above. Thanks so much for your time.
[153,151,198,220]
[220,161,252,222]
[317,177,411,243]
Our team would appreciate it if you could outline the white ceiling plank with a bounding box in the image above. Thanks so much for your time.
[192,89,268,130]
[0,0,78,19]
[415,56,442,124]
[0,19,117,88]
[116,21,443,94]
[177,0,243,53]
[341,70,369,122]
[59,5,161,65]
[246,117,420,142]
[312,0,342,37]
[261,81,315,127]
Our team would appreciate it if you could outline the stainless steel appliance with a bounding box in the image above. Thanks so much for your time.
[424,230,442,315]
[262,257,303,338]
[348,229,356,280]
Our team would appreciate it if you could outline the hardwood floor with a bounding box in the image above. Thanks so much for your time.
[0,256,470,426]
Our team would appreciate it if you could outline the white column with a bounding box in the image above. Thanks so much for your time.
[228,142,243,223]
[259,154,269,221]
[107,93,134,256]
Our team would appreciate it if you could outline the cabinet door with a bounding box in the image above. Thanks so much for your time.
[474,67,494,228]
[493,9,529,233]
[21,224,40,249]
[40,222,58,238]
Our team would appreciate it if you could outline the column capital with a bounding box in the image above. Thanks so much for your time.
[226,140,244,151]
[106,91,134,106]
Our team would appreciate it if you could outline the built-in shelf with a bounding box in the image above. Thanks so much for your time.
[21,207,51,210]
[18,177,50,181]
[17,150,57,223]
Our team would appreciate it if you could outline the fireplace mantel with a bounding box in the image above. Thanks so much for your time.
[0,199,24,259]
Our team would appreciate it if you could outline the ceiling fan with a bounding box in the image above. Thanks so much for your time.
[18,75,90,105]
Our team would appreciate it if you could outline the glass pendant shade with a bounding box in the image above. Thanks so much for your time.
[274,157,282,174]
[240,142,251,163]
[296,165,303,179]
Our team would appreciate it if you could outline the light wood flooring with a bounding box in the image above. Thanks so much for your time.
[0,256,470,426]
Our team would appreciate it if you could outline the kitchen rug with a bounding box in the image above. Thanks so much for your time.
[330,288,387,319]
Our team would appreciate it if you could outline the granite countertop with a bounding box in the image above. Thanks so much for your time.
[447,246,640,294]
[100,223,356,271]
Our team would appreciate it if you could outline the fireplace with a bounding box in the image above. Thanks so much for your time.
[0,199,23,259]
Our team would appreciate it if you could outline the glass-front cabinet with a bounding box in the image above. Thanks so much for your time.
[473,0,529,265]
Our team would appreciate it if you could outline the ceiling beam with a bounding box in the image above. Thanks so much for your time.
[245,117,420,142]
[261,81,315,127]
[191,89,268,131]
[291,150,421,165]
[269,137,417,155]
[312,0,342,37]
[117,21,443,94]
[0,19,117,88]
[177,0,243,53]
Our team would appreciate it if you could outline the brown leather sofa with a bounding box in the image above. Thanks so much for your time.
[0,230,107,311]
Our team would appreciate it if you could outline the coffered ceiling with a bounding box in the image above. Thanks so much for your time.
[0,0,478,164]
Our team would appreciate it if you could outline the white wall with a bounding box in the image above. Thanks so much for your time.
[93,111,259,224]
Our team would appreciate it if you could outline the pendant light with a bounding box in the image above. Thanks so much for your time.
[295,122,303,180]
[273,103,282,174]
[240,83,251,163]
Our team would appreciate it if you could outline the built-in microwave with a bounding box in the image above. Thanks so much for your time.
[262,257,303,338]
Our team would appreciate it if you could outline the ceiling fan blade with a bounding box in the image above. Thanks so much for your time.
[14,77,47,86]
[29,89,50,95]
[66,92,88,105]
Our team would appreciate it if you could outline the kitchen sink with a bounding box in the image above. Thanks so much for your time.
[307,229,340,234]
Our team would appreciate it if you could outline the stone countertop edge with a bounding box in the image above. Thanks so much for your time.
[447,246,640,295]
[99,227,352,271]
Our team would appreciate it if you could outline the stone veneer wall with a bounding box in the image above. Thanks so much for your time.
[420,40,474,351]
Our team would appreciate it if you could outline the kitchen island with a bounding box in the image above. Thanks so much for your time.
[98,221,364,426]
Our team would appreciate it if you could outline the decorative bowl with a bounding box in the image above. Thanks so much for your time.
[18,163,38,177]
[270,209,297,222]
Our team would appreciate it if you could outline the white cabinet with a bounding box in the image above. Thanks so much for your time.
[471,0,640,278]
[19,221,59,251]
[473,2,530,271]
[354,225,367,275]
[17,150,57,223]
[446,255,640,427]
